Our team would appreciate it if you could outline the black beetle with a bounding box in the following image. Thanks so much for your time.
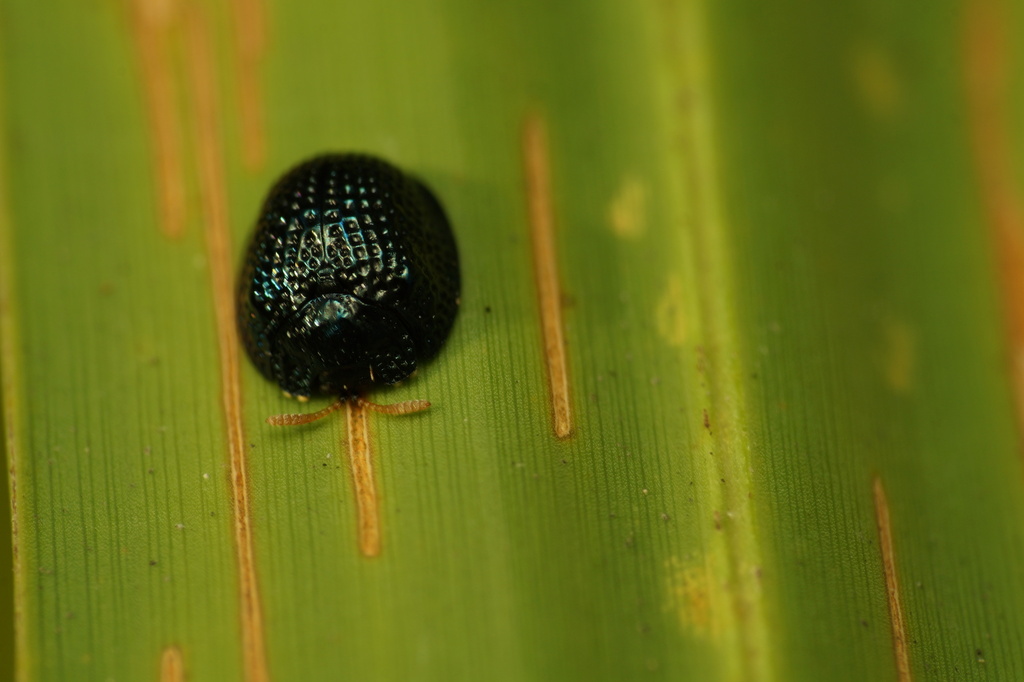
[237,154,460,424]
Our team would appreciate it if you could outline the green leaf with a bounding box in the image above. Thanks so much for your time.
[3,0,1024,680]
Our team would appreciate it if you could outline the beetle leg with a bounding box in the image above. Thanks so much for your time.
[357,396,430,415]
[266,397,345,426]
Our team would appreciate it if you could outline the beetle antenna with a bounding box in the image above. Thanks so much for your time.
[357,396,431,415]
[266,398,346,426]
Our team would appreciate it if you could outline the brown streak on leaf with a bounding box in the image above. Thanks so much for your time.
[345,400,381,557]
[0,137,28,681]
[873,477,912,682]
[128,0,187,239]
[182,7,268,682]
[963,0,1024,443]
[229,0,267,170]
[523,112,574,439]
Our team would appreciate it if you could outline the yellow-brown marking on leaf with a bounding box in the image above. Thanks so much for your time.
[609,174,648,239]
[873,477,912,682]
[963,0,1024,447]
[655,273,688,347]
[883,319,915,393]
[183,7,269,681]
[128,0,187,239]
[523,112,573,439]
[664,557,716,637]
[160,646,185,682]
[345,400,381,557]
[850,43,903,121]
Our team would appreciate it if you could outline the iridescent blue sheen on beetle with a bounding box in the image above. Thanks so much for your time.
[237,154,460,399]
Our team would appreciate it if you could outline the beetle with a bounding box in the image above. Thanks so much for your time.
[237,154,460,424]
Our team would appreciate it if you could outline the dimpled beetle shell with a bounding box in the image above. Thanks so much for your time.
[237,154,460,399]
